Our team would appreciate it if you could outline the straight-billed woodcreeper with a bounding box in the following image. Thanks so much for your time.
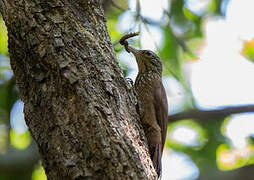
[120,33,168,178]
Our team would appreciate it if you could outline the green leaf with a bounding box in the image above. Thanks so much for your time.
[242,39,254,62]
[32,165,47,180]
[159,26,181,79]
[183,8,200,21]
[170,0,186,26]
[0,17,8,55]
[210,0,224,15]
[0,78,19,112]
[10,130,31,150]
[107,18,122,43]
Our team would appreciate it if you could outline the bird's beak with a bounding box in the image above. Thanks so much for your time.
[128,46,143,69]
[127,46,139,56]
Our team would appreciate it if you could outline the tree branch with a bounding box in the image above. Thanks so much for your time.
[168,105,254,122]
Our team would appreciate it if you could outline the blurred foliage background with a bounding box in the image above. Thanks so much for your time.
[1,0,254,179]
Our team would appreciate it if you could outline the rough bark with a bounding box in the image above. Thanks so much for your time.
[0,0,156,179]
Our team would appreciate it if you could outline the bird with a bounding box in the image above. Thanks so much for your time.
[120,33,168,178]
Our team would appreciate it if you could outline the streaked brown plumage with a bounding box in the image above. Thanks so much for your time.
[120,33,168,178]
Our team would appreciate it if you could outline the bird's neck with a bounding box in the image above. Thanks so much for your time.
[135,71,162,89]
[137,70,162,79]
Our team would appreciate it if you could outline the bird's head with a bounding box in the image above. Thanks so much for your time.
[128,46,163,74]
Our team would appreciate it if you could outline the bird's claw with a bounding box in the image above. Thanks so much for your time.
[126,78,134,88]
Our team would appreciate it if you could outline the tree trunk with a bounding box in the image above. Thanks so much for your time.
[0,0,156,179]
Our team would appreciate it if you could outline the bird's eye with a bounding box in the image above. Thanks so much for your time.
[144,50,153,56]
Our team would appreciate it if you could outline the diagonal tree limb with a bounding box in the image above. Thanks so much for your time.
[168,105,254,122]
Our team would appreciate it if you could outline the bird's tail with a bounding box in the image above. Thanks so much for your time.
[151,144,162,178]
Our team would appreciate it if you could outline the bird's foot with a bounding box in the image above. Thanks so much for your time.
[126,78,134,88]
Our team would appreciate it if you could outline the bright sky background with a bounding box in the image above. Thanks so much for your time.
[116,0,254,179]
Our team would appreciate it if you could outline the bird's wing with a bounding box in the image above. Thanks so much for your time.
[154,82,168,150]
